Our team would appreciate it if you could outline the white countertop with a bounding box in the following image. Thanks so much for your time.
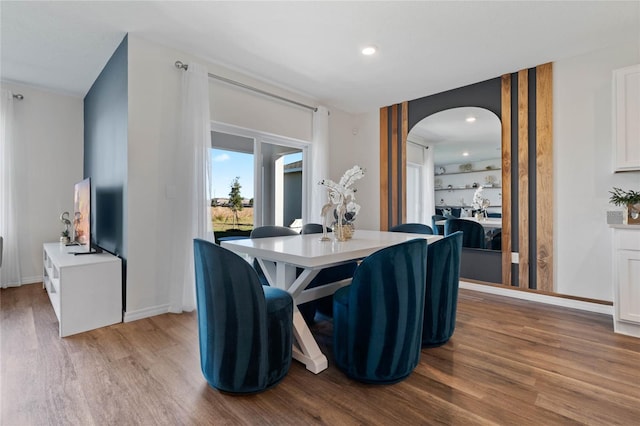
[609,224,640,230]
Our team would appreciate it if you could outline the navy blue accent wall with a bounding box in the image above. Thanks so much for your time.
[84,35,127,258]
[84,35,128,305]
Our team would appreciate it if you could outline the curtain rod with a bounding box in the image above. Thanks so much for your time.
[174,61,317,112]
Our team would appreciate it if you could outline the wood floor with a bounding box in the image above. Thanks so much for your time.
[2,283,640,425]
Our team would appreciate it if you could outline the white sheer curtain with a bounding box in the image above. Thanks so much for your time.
[0,89,22,288]
[168,63,212,313]
[307,106,329,224]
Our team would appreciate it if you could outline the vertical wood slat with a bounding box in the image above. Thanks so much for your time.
[401,101,408,224]
[390,105,399,226]
[501,75,512,287]
[536,63,554,292]
[379,107,389,230]
[518,70,530,289]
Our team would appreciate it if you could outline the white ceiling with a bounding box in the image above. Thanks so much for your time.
[1,1,638,113]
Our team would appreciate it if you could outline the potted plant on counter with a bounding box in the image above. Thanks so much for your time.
[609,187,640,225]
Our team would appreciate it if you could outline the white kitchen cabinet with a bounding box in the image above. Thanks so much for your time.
[613,64,640,172]
[611,226,640,338]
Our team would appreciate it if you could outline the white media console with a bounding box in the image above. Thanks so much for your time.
[43,242,122,337]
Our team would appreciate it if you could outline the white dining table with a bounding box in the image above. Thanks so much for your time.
[221,229,442,374]
[435,216,503,229]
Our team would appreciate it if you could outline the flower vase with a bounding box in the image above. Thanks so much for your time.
[627,203,640,225]
[334,222,354,241]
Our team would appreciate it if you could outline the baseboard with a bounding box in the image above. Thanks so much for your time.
[459,281,614,316]
[0,275,43,288]
[123,304,171,323]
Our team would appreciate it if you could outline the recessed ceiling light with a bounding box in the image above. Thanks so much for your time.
[462,152,470,156]
[362,46,377,56]
[465,116,476,123]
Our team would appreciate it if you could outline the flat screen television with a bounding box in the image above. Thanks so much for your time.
[73,177,92,253]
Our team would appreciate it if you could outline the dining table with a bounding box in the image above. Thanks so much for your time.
[221,229,442,374]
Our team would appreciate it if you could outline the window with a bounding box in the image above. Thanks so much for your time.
[210,124,309,233]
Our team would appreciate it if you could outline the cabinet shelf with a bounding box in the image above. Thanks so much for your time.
[435,186,501,191]
[435,168,501,177]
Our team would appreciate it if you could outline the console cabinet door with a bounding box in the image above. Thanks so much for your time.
[613,64,640,172]
[617,249,640,324]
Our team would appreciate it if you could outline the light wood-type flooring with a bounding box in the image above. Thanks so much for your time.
[2,283,640,425]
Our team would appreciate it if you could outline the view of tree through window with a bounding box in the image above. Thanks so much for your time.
[210,147,303,237]
[210,148,254,232]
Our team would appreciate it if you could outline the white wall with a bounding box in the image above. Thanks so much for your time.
[1,82,83,284]
[554,42,640,301]
[125,36,355,318]
[327,109,380,231]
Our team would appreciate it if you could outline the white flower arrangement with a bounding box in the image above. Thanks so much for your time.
[472,186,484,211]
[472,186,490,218]
[319,165,365,223]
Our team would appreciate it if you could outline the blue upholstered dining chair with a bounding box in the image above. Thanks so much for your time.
[298,223,358,324]
[422,231,463,347]
[389,222,434,234]
[299,223,358,323]
[300,223,330,234]
[250,225,300,286]
[333,238,427,384]
[444,218,485,249]
[431,214,447,235]
[193,238,293,394]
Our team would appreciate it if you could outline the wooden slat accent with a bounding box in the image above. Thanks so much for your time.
[379,107,389,230]
[536,63,554,292]
[391,104,399,226]
[518,69,530,289]
[401,101,408,224]
[500,75,512,286]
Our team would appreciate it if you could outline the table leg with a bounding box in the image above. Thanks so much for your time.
[256,259,328,373]
[291,309,328,374]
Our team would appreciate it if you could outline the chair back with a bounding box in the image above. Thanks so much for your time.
[389,223,433,234]
[298,222,355,322]
[250,225,299,239]
[301,223,332,234]
[250,226,299,286]
[423,231,463,347]
[333,239,427,383]
[444,218,485,248]
[193,238,292,393]
[431,214,447,235]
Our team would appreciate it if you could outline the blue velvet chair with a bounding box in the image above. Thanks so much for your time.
[422,231,463,347]
[250,225,299,239]
[389,223,434,234]
[444,218,485,249]
[300,223,330,234]
[431,214,447,236]
[250,226,300,286]
[300,223,357,323]
[333,239,427,384]
[193,238,293,393]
